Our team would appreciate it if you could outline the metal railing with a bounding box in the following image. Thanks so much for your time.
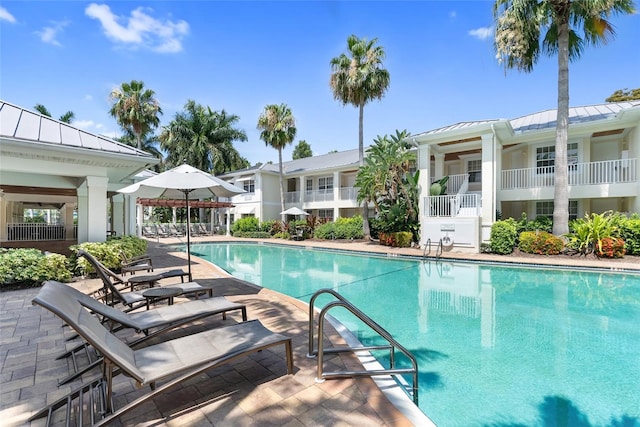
[305,189,334,202]
[307,288,418,405]
[502,158,637,190]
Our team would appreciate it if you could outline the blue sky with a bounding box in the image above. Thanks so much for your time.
[1,1,638,166]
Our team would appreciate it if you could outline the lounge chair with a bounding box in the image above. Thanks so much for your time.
[30,281,293,426]
[120,250,154,275]
[78,250,212,311]
[48,280,247,385]
[142,224,158,238]
[168,223,185,237]
[198,223,211,236]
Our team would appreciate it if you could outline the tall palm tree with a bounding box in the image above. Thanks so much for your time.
[494,0,635,235]
[330,34,390,238]
[34,104,75,123]
[257,103,297,221]
[159,100,248,173]
[109,80,162,150]
[115,129,163,171]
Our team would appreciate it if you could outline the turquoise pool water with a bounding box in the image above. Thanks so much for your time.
[189,242,640,427]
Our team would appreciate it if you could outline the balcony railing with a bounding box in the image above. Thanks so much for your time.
[285,191,300,204]
[6,223,67,241]
[305,189,334,202]
[423,194,481,217]
[339,187,358,200]
[431,173,469,194]
[502,158,637,190]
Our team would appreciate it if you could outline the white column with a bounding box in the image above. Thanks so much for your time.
[112,194,125,236]
[62,203,75,241]
[418,144,431,248]
[0,191,6,241]
[434,152,445,180]
[299,175,305,203]
[136,204,144,237]
[481,133,500,241]
[123,195,137,236]
[225,208,231,236]
[333,171,340,202]
[77,176,108,243]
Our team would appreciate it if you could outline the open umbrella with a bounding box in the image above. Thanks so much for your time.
[280,207,309,216]
[117,164,245,281]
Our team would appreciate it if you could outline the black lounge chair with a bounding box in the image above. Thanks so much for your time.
[30,281,293,426]
[78,250,211,311]
[120,250,154,275]
[49,280,247,384]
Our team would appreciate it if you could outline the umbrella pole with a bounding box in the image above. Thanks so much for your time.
[184,190,192,282]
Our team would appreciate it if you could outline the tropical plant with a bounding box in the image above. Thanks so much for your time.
[231,217,260,235]
[493,0,635,236]
[314,216,363,240]
[565,211,620,255]
[34,104,75,123]
[355,130,418,240]
[257,103,297,221]
[292,140,312,159]
[109,80,163,150]
[330,34,390,239]
[430,176,449,196]
[619,214,640,255]
[606,88,640,102]
[160,100,248,174]
[519,231,564,255]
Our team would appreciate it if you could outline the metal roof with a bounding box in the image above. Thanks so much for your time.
[0,100,154,158]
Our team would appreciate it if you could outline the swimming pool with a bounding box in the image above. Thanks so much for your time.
[189,242,640,427]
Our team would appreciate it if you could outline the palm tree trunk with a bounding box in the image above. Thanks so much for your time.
[553,17,570,236]
[279,147,286,223]
[359,102,371,239]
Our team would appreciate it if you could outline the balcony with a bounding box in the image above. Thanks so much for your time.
[304,189,334,203]
[502,158,637,190]
[423,194,481,217]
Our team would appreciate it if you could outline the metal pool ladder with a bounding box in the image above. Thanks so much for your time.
[422,238,443,260]
[307,288,419,405]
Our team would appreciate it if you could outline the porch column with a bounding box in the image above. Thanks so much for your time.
[299,176,305,203]
[481,133,500,241]
[434,152,445,180]
[123,195,137,236]
[0,191,6,241]
[112,194,125,237]
[333,171,340,202]
[629,125,640,213]
[225,208,231,236]
[77,176,108,243]
[62,203,75,241]
[417,144,432,248]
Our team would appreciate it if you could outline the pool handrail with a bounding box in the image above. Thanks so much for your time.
[307,288,419,405]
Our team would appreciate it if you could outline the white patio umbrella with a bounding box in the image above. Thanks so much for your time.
[280,207,309,216]
[117,164,245,281]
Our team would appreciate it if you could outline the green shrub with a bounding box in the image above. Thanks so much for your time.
[231,217,260,235]
[72,236,147,274]
[619,217,640,255]
[261,220,278,234]
[394,231,413,248]
[232,231,272,238]
[0,248,71,286]
[490,219,517,255]
[315,216,364,240]
[518,231,564,255]
[273,231,290,239]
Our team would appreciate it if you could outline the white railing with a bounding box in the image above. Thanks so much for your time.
[339,187,358,200]
[502,158,637,190]
[285,191,300,203]
[423,194,480,217]
[6,223,67,241]
[305,189,334,202]
[432,174,469,194]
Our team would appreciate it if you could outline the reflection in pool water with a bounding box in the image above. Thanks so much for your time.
[189,242,640,427]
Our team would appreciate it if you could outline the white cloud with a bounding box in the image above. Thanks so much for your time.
[468,26,493,40]
[84,94,93,101]
[85,3,189,53]
[1,6,16,23]
[74,119,96,129]
[449,11,457,20]
[36,21,69,46]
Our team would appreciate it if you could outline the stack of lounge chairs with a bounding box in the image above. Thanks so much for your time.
[29,251,294,426]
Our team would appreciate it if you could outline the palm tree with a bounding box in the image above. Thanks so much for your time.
[330,34,390,238]
[115,129,163,171]
[493,0,635,235]
[159,100,248,173]
[34,104,75,123]
[109,80,162,150]
[257,103,297,221]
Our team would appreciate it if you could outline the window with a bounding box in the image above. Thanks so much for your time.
[318,209,333,221]
[318,176,333,193]
[306,179,313,192]
[467,159,482,183]
[535,200,578,221]
[536,143,578,173]
[243,180,255,193]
